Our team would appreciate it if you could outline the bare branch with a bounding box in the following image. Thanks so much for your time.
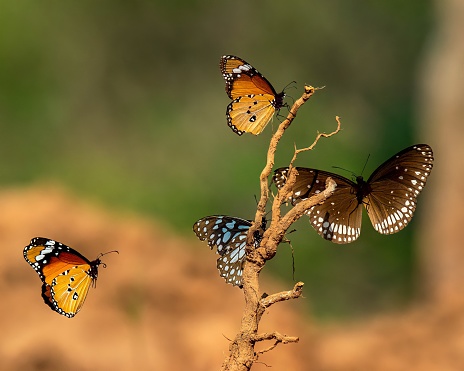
[254,332,300,355]
[261,177,337,257]
[277,177,337,234]
[246,86,318,247]
[266,117,342,247]
[221,86,339,371]
[289,115,342,168]
[260,282,305,309]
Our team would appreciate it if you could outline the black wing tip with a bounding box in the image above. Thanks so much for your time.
[29,237,51,245]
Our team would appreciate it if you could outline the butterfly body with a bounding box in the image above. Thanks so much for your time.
[24,237,108,318]
[193,215,267,287]
[273,144,434,244]
[220,55,285,135]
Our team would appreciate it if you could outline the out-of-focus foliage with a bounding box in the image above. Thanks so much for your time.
[0,0,432,319]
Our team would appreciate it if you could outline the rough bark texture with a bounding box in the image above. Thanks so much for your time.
[221,87,341,370]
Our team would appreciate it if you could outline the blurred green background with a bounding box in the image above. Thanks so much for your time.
[0,0,433,319]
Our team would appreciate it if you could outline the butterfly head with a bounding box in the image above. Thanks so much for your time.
[95,250,119,268]
[355,175,365,184]
[91,250,119,286]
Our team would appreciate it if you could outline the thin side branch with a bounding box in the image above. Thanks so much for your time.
[261,177,337,256]
[260,282,305,309]
[290,115,342,167]
[254,332,299,355]
[277,177,337,235]
[247,85,318,246]
[221,86,337,371]
[267,117,342,249]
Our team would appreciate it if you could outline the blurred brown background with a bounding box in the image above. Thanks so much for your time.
[1,0,463,370]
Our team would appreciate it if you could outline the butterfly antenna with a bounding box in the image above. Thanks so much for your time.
[360,154,371,177]
[98,250,119,258]
[97,250,119,268]
[282,82,297,109]
[332,166,357,178]
[283,80,297,92]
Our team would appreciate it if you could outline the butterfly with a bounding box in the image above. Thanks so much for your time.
[193,215,267,287]
[23,237,118,318]
[273,144,434,244]
[220,55,285,136]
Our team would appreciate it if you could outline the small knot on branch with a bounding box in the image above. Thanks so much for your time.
[303,85,315,95]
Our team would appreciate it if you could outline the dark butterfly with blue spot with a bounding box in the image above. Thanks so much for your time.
[273,144,434,244]
[193,216,267,287]
[220,55,285,136]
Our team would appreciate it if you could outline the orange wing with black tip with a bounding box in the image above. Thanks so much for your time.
[23,237,114,318]
[220,55,285,135]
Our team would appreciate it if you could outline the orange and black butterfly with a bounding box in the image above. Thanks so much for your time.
[220,55,285,136]
[23,237,118,318]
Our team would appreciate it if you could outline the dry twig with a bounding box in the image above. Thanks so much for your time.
[221,86,341,371]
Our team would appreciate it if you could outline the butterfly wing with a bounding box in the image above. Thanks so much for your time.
[41,284,55,311]
[226,95,277,135]
[273,167,363,244]
[364,144,434,234]
[24,237,100,317]
[24,237,92,283]
[220,55,284,136]
[48,265,95,318]
[193,215,252,255]
[273,145,433,242]
[220,55,279,98]
[216,233,248,288]
[193,215,265,287]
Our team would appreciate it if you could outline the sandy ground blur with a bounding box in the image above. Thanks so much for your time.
[1,185,464,370]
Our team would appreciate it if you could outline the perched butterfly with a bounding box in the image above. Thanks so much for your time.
[220,55,285,136]
[23,237,118,318]
[193,215,267,287]
[273,144,434,244]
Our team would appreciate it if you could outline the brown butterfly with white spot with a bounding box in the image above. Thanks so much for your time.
[273,144,434,244]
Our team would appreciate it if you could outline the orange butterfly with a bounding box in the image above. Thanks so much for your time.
[23,237,117,318]
[220,55,285,135]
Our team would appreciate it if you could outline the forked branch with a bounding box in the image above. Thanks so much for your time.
[247,85,320,245]
[254,332,300,355]
[222,86,341,371]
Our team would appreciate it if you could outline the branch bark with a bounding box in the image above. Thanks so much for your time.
[221,86,340,371]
